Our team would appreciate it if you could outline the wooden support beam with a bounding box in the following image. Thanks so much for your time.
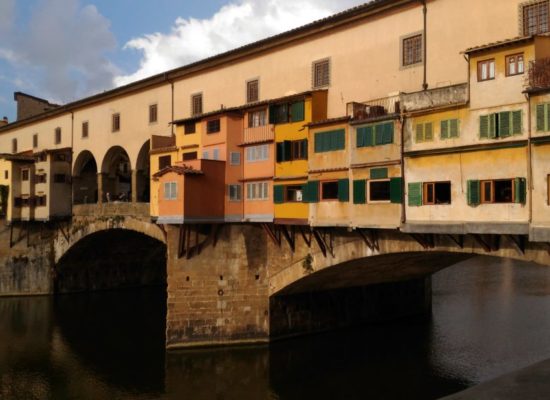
[312,229,327,258]
[280,225,296,252]
[262,223,281,247]
[57,222,70,244]
[299,226,312,248]
[471,234,492,253]
[212,224,221,247]
[409,233,434,250]
[178,225,186,259]
[446,234,464,249]
[506,234,526,255]
[357,229,375,251]
[26,222,30,248]
[185,224,192,260]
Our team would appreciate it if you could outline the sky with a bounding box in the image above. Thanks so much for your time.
[0,0,367,122]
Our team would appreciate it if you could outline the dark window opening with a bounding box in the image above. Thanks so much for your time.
[158,155,171,170]
[82,121,89,138]
[321,181,338,200]
[369,180,391,202]
[207,119,221,134]
[184,122,196,134]
[423,182,451,205]
[112,113,120,132]
[286,185,303,202]
[183,152,197,161]
[55,128,62,144]
[54,174,66,183]
[22,170,29,181]
[192,94,203,116]
[494,179,514,203]
[149,104,158,123]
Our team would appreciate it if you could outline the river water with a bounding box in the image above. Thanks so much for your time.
[2,256,550,400]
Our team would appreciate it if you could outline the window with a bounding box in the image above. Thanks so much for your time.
[36,195,47,207]
[537,103,550,131]
[33,134,38,148]
[54,174,66,183]
[247,79,259,103]
[523,1,549,36]
[269,101,305,124]
[12,138,17,154]
[356,122,394,147]
[246,182,269,200]
[213,148,220,160]
[82,121,89,138]
[286,185,303,202]
[312,58,330,88]
[248,110,267,128]
[158,155,171,170]
[22,169,29,181]
[112,113,120,132]
[314,129,345,153]
[55,127,62,144]
[54,153,67,162]
[36,174,47,184]
[466,178,526,205]
[246,144,269,162]
[441,119,460,139]
[164,182,177,200]
[415,122,433,143]
[276,139,308,162]
[183,152,197,161]
[321,181,339,200]
[207,119,221,134]
[230,152,241,166]
[478,59,495,81]
[369,180,391,202]
[184,122,196,134]
[506,53,525,76]
[480,111,522,139]
[402,34,422,66]
[22,198,29,207]
[423,182,451,205]
[149,104,158,123]
[14,197,21,208]
[202,151,209,159]
[191,93,203,116]
[229,184,242,201]
[4,171,7,179]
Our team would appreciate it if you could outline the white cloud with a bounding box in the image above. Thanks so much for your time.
[2,0,118,104]
[114,0,367,86]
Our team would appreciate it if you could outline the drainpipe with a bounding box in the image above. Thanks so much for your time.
[70,111,74,214]
[527,92,533,225]
[421,0,428,91]
[400,112,406,225]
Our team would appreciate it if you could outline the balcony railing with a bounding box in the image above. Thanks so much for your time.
[347,94,401,121]
[528,58,550,90]
[243,124,275,144]
[400,83,468,112]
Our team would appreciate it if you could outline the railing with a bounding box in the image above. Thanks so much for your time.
[400,83,468,113]
[243,124,275,144]
[347,95,401,121]
[528,58,550,90]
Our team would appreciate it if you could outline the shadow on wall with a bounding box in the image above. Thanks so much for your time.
[54,229,167,293]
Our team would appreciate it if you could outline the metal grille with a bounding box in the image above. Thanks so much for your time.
[191,94,203,116]
[313,59,330,88]
[523,1,549,35]
[247,80,259,103]
[403,34,422,66]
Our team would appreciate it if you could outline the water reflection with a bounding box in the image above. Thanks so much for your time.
[1,256,550,399]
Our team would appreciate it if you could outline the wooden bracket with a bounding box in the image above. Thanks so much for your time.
[299,226,312,248]
[409,233,434,249]
[280,225,296,253]
[357,229,379,252]
[446,234,464,249]
[312,228,334,258]
[262,223,281,247]
[57,221,71,244]
[471,234,494,253]
[506,234,526,255]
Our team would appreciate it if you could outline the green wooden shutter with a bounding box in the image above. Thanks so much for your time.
[274,185,285,204]
[303,181,319,203]
[370,168,388,179]
[408,182,422,206]
[450,119,459,138]
[283,140,292,161]
[314,133,322,153]
[383,122,394,144]
[441,120,449,139]
[512,110,522,135]
[334,129,345,150]
[467,180,480,206]
[290,101,305,122]
[489,113,497,138]
[269,105,277,124]
[375,123,384,145]
[416,124,424,143]
[338,179,349,202]
[357,127,366,148]
[390,177,403,204]
[353,180,366,204]
[499,111,511,138]
[480,115,489,139]
[514,177,527,204]
[537,104,547,132]
[424,122,433,141]
[303,140,308,159]
[365,126,374,146]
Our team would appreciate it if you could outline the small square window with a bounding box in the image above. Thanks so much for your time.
[207,119,221,134]
[402,34,423,66]
[247,79,259,103]
[506,53,524,76]
[158,155,171,170]
[164,182,177,200]
[286,185,303,202]
[82,122,89,138]
[184,122,196,134]
[313,59,330,88]
[369,180,391,202]
[478,59,495,81]
[191,93,203,116]
[230,152,241,166]
[112,113,120,132]
[321,181,338,201]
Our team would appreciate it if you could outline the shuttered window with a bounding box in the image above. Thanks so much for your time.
[338,179,349,202]
[191,94,203,116]
[277,139,307,162]
[415,122,433,143]
[303,181,320,203]
[408,182,422,206]
[290,101,305,122]
[467,180,480,205]
[312,58,330,88]
[149,104,158,123]
[356,122,393,147]
[440,119,460,139]
[247,79,259,103]
[480,111,522,139]
[230,152,241,166]
[536,103,550,132]
[402,34,422,66]
[390,177,403,204]
[314,129,345,153]
[112,114,120,132]
[269,101,305,124]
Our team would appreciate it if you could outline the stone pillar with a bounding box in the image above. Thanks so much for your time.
[97,173,104,204]
[131,169,138,203]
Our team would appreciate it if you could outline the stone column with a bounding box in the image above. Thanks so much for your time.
[97,173,104,204]
[131,169,138,203]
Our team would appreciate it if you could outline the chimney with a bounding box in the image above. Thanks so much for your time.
[0,117,8,127]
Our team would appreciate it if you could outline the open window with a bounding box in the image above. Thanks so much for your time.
[321,181,339,200]
[286,185,303,202]
[368,180,391,202]
[423,182,451,205]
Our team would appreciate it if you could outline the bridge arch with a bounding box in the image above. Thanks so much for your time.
[135,140,150,202]
[72,150,98,204]
[100,146,132,202]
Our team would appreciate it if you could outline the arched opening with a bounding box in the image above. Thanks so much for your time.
[135,140,151,202]
[73,151,98,204]
[55,229,167,294]
[101,146,132,203]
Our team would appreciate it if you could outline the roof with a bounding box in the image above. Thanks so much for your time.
[33,147,72,156]
[152,164,204,178]
[0,153,35,162]
[307,116,351,128]
[463,35,538,55]
[13,92,60,107]
[0,0,415,133]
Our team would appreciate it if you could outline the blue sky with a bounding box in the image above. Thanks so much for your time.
[0,0,365,122]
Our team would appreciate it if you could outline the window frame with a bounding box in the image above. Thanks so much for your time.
[21,169,30,182]
[321,180,339,202]
[506,53,525,77]
[401,33,423,67]
[184,122,196,135]
[422,181,452,205]
[368,179,391,203]
[480,179,516,204]
[246,181,269,201]
[248,109,267,128]
[230,152,241,166]
[246,79,260,103]
[477,59,496,82]
[149,104,158,124]
[11,138,17,154]
[158,155,172,171]
[191,93,203,116]
[182,152,197,161]
[285,185,304,203]
[164,182,177,200]
[228,184,242,202]
[246,144,269,163]
[112,113,121,132]
[312,58,331,89]
[206,119,221,134]
[522,1,550,36]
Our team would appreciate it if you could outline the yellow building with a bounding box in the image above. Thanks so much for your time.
[273,91,327,225]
